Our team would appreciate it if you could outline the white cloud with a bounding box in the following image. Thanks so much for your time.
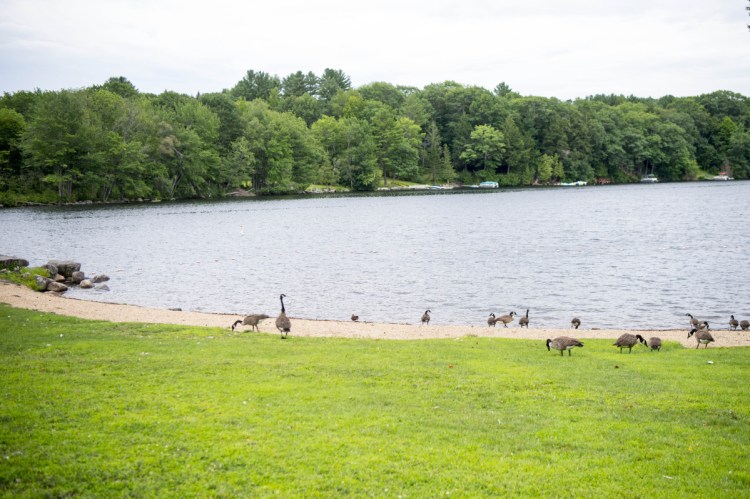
[0,0,748,99]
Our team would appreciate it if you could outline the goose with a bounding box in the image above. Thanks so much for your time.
[497,311,517,328]
[685,313,700,328]
[518,309,529,328]
[421,309,431,325]
[231,313,270,332]
[614,333,647,353]
[546,336,584,356]
[729,315,739,330]
[696,321,710,331]
[487,313,498,327]
[351,314,359,322]
[275,294,291,339]
[741,320,750,331]
[688,328,714,348]
[571,317,581,329]
[647,337,662,351]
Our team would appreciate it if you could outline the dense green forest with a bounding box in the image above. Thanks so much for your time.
[1,70,749,205]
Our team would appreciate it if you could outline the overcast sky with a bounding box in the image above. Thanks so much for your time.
[1,0,748,100]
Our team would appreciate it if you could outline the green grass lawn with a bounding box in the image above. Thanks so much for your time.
[1,304,748,497]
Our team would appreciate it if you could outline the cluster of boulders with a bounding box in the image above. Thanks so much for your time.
[0,255,110,293]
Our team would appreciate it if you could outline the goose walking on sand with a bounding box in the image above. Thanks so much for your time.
[276,294,291,339]
[546,336,584,356]
[614,333,647,353]
[497,311,517,328]
[688,328,714,348]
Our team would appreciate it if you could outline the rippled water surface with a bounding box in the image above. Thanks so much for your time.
[2,182,749,329]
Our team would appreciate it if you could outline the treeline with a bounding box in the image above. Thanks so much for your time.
[1,70,749,205]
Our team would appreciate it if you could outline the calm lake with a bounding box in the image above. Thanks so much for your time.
[2,181,749,330]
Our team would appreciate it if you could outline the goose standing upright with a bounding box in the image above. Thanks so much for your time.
[487,313,498,327]
[275,294,291,339]
[729,315,739,330]
[685,313,700,329]
[518,309,529,328]
[421,309,431,325]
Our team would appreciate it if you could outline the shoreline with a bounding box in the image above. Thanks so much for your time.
[2,281,749,347]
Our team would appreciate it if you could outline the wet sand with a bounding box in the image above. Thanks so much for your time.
[2,281,749,348]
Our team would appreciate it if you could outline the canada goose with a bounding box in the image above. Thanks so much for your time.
[275,294,291,339]
[421,309,431,325]
[351,314,359,322]
[518,309,529,328]
[497,311,517,328]
[647,337,662,351]
[613,333,647,353]
[546,336,584,356]
[696,321,710,331]
[688,328,714,348]
[231,314,270,332]
[685,313,700,328]
[741,320,750,331]
[571,317,581,329]
[729,315,739,330]
[487,313,498,327]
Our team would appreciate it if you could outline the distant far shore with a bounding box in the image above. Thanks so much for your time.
[2,281,749,348]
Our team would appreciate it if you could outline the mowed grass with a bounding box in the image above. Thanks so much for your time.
[1,305,748,497]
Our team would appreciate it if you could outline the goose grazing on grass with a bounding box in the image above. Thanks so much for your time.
[741,320,750,331]
[571,317,581,329]
[497,311,516,328]
[351,314,359,322]
[685,313,700,328]
[546,336,584,356]
[647,337,662,351]
[487,313,498,327]
[518,309,529,328]
[275,294,291,339]
[421,309,431,325]
[614,333,647,353]
[688,328,714,349]
[729,315,739,330]
[231,314,270,332]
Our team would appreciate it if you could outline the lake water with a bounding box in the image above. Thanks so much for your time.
[2,181,749,330]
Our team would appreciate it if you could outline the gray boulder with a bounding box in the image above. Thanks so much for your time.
[41,263,58,277]
[95,284,110,291]
[80,279,93,289]
[70,271,85,284]
[46,281,69,293]
[34,275,49,291]
[91,274,110,283]
[0,255,29,270]
[47,260,81,278]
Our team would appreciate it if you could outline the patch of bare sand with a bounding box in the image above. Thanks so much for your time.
[2,281,749,348]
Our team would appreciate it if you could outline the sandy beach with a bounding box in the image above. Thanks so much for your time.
[2,281,749,348]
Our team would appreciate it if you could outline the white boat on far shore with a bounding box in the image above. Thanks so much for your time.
[559,180,587,186]
[640,174,659,183]
[709,175,734,181]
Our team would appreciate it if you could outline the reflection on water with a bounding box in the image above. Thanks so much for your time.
[2,182,749,330]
